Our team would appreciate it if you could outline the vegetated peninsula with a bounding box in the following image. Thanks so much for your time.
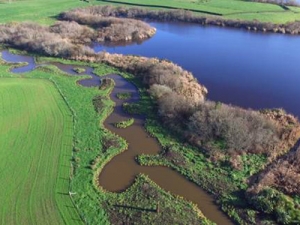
[1,2,300,225]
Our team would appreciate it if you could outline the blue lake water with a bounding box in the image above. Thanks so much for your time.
[93,22,300,117]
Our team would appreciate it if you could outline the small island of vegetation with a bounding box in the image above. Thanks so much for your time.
[114,118,135,128]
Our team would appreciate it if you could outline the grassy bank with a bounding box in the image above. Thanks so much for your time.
[0,0,300,24]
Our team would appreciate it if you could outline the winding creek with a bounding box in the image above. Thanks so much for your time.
[1,50,232,225]
[3,19,300,225]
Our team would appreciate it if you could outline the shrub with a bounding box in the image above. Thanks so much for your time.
[187,101,279,154]
[248,188,300,224]
[116,92,131,100]
[122,102,143,114]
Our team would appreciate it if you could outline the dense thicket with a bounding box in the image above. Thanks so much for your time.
[59,11,156,42]
[0,22,91,57]
[153,92,300,167]
[0,15,155,55]
[62,5,300,34]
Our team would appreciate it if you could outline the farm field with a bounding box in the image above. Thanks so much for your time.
[0,78,82,225]
[0,0,300,24]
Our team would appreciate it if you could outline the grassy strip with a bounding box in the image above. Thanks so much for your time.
[114,118,135,128]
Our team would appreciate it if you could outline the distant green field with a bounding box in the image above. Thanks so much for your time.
[0,78,82,225]
[0,0,299,24]
[101,0,300,23]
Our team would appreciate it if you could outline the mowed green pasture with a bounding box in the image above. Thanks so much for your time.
[101,0,300,23]
[0,0,299,24]
[0,78,82,225]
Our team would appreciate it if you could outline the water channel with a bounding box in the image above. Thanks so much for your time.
[1,50,232,225]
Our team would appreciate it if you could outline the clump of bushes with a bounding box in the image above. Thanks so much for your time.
[123,102,143,114]
[114,118,134,128]
[116,92,131,100]
[101,134,121,151]
[186,101,278,154]
[99,78,115,90]
[59,10,156,43]
[154,89,300,169]
[247,187,300,224]
[50,21,95,44]
[0,14,156,58]
[73,67,86,73]
[0,22,94,57]
[92,95,108,113]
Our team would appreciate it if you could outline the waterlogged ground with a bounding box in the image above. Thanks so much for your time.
[1,51,232,224]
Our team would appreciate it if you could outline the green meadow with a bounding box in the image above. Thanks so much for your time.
[0,78,82,224]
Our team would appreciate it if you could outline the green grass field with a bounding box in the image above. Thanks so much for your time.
[0,78,82,225]
[0,0,299,24]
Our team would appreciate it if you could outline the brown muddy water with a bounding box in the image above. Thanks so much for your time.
[1,51,233,225]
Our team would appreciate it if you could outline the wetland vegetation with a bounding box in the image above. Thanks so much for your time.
[1,1,300,225]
